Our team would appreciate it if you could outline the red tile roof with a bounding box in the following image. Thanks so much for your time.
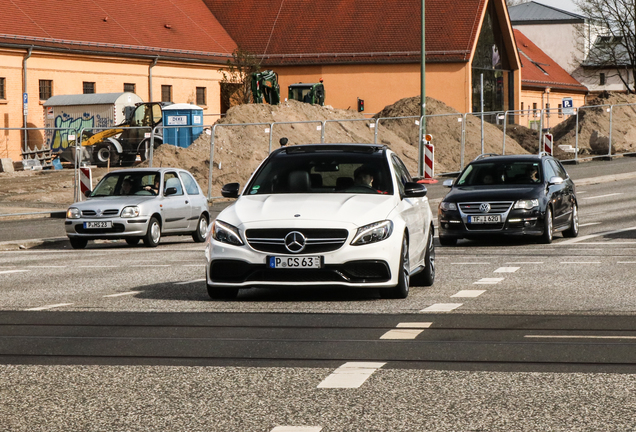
[203,0,488,65]
[514,29,587,92]
[0,0,237,62]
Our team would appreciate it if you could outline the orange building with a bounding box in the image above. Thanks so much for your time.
[1,0,521,163]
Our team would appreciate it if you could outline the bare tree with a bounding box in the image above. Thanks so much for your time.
[574,0,636,93]
[219,48,260,110]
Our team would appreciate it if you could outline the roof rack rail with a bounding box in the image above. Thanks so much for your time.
[473,153,500,161]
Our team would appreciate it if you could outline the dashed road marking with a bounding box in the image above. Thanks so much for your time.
[271,426,322,432]
[451,262,491,265]
[25,303,74,311]
[451,290,486,298]
[583,193,623,200]
[26,266,67,268]
[103,291,141,298]
[396,322,432,328]
[559,226,636,245]
[0,270,28,275]
[560,261,601,264]
[505,262,544,264]
[579,222,601,227]
[317,362,385,389]
[79,266,118,268]
[494,267,519,273]
[131,265,172,267]
[420,303,463,312]
[182,264,205,267]
[474,278,504,284]
[175,279,206,285]
[380,322,432,339]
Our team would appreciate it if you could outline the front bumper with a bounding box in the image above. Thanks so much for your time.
[65,217,149,239]
[205,235,402,288]
[438,208,545,238]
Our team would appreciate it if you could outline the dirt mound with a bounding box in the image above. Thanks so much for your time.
[552,93,636,156]
[143,96,527,197]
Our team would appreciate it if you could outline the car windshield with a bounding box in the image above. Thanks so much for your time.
[456,161,542,186]
[90,172,160,197]
[245,150,394,195]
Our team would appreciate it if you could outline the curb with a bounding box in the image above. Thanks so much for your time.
[0,237,68,251]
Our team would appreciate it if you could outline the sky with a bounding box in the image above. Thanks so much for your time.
[529,0,581,13]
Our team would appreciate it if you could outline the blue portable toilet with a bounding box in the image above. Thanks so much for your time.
[161,103,204,148]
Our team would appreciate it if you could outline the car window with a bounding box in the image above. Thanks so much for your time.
[543,160,557,180]
[391,155,412,196]
[550,159,568,179]
[90,171,160,197]
[456,161,541,186]
[164,172,184,195]
[180,172,201,195]
[245,150,393,195]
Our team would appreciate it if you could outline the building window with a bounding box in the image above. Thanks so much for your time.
[196,87,206,106]
[124,83,136,93]
[0,78,5,100]
[161,85,172,102]
[520,102,524,116]
[532,102,538,117]
[83,82,96,94]
[558,104,563,118]
[600,73,606,86]
[39,80,53,100]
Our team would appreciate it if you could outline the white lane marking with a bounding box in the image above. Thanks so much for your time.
[577,190,587,194]
[182,264,205,267]
[317,362,385,389]
[0,270,29,275]
[494,267,519,273]
[560,261,601,264]
[505,262,544,264]
[79,266,118,268]
[131,265,172,267]
[583,193,623,199]
[25,303,74,311]
[380,329,424,339]
[578,222,601,227]
[103,291,141,298]
[617,261,636,264]
[271,426,322,432]
[566,248,602,251]
[559,226,636,245]
[525,335,636,340]
[451,290,486,298]
[175,278,206,285]
[474,278,504,284]
[451,262,490,265]
[396,322,432,328]
[421,303,463,312]
[26,266,68,268]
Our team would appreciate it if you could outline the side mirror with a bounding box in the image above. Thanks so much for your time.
[84,190,92,197]
[404,182,428,198]
[221,182,240,198]
[548,176,564,186]
[443,179,454,188]
[164,187,178,196]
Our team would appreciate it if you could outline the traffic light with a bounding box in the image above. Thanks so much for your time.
[357,98,364,112]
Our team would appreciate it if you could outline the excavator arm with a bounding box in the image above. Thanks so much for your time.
[81,127,126,147]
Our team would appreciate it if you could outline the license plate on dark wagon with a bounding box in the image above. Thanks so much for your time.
[468,215,502,224]
[268,256,322,269]
[83,221,112,229]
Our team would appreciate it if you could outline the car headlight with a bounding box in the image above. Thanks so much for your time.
[211,220,244,246]
[440,201,457,211]
[514,199,539,210]
[66,207,80,219]
[351,220,393,246]
[120,206,140,218]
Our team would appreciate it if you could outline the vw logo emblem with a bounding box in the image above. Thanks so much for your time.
[284,231,306,253]
[479,203,491,213]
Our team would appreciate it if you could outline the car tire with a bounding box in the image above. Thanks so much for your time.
[69,237,88,249]
[541,207,554,244]
[380,235,410,299]
[207,284,239,300]
[192,214,209,243]
[125,238,140,246]
[562,203,579,238]
[143,217,161,247]
[94,142,120,167]
[439,236,457,246]
[411,227,435,287]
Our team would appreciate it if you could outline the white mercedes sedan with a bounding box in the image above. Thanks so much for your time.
[205,144,435,299]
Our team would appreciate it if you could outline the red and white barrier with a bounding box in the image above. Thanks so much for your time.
[424,143,434,179]
[79,166,92,197]
[543,133,553,155]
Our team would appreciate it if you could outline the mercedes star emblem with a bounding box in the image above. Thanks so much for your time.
[284,231,306,253]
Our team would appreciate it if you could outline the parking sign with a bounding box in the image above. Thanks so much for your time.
[562,97,574,115]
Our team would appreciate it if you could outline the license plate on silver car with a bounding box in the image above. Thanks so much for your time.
[268,256,322,269]
[468,215,502,224]
[83,221,112,229]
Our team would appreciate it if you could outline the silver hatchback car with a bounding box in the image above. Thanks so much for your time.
[65,168,210,248]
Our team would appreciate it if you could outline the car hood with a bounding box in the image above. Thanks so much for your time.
[69,196,156,209]
[445,185,543,202]
[219,194,399,228]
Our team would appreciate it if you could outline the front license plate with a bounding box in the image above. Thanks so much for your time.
[268,256,322,269]
[83,221,112,229]
[468,215,502,224]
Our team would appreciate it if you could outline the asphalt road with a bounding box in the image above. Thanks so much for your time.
[2,159,636,430]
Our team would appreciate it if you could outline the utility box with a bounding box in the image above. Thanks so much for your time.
[161,104,204,148]
[43,92,143,153]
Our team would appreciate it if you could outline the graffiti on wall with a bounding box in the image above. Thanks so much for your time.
[50,113,111,152]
